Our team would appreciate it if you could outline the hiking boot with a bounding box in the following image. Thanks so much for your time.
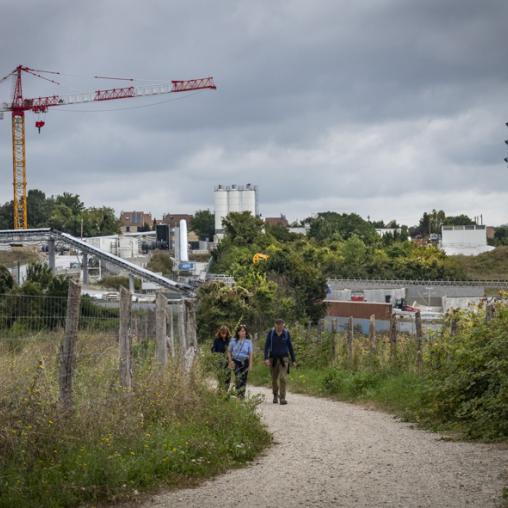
[273,395,278,404]
[280,399,288,405]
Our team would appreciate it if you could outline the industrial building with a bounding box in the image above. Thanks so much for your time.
[214,184,258,232]
[440,225,495,256]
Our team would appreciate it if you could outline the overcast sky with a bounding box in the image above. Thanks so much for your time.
[1,0,507,226]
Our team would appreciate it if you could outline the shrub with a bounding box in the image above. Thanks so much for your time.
[417,304,508,440]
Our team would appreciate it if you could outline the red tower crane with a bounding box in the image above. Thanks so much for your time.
[0,65,216,229]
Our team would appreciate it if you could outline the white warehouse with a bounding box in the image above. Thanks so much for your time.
[440,225,494,256]
[214,184,258,232]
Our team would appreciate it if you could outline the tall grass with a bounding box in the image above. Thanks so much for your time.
[0,333,270,507]
[249,308,508,441]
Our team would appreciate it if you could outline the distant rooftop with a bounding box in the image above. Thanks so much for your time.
[442,225,485,230]
[214,184,257,191]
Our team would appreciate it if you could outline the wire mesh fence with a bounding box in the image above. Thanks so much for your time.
[0,293,161,341]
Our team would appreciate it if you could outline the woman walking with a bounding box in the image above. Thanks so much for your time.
[227,324,253,399]
[211,325,232,391]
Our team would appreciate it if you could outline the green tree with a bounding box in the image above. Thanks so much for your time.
[27,189,54,228]
[147,250,173,276]
[494,226,508,246]
[55,193,84,215]
[0,200,13,229]
[443,214,475,226]
[307,212,377,244]
[196,281,254,341]
[191,209,215,241]
[82,207,119,236]
[0,265,13,294]
[222,212,265,246]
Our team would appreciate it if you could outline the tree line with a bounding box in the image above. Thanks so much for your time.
[0,189,118,236]
[197,211,472,340]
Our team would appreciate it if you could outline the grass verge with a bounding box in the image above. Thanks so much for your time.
[0,334,271,508]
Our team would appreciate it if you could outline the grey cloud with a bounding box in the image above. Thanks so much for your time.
[0,0,507,225]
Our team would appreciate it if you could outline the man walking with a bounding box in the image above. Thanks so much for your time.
[264,319,296,405]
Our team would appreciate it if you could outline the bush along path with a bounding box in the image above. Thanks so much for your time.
[138,385,508,508]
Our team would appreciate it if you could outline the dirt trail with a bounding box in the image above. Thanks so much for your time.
[140,386,508,507]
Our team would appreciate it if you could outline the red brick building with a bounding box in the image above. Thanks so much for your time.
[120,211,152,232]
[265,214,289,228]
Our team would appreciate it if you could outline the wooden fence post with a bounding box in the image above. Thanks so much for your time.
[389,314,397,360]
[346,316,353,365]
[415,311,423,373]
[485,302,495,322]
[330,319,337,362]
[178,300,187,353]
[119,287,132,389]
[369,314,376,354]
[450,310,458,336]
[59,280,81,411]
[185,300,197,348]
[166,302,175,358]
[155,292,168,366]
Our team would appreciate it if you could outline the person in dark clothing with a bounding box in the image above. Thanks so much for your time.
[211,325,231,391]
[227,324,253,399]
[264,319,296,405]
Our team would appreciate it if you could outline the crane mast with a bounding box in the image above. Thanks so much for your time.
[0,65,216,229]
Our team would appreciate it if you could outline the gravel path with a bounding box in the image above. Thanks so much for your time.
[140,386,508,508]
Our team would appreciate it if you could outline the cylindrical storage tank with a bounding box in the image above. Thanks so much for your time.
[214,187,228,231]
[118,237,137,259]
[228,188,241,213]
[241,188,257,216]
[179,219,189,261]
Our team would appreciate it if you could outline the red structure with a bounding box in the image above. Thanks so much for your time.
[0,65,216,229]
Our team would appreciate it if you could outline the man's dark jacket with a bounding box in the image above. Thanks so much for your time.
[264,328,296,362]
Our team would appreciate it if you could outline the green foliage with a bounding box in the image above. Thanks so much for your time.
[0,266,13,294]
[417,304,508,440]
[0,335,270,507]
[412,209,475,237]
[196,282,254,341]
[0,189,119,234]
[307,212,377,243]
[191,209,215,241]
[450,247,508,281]
[493,226,508,246]
[146,250,173,277]
[98,275,141,291]
[222,212,265,246]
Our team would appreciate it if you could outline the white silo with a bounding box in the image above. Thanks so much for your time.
[214,184,259,233]
[214,185,228,231]
[179,219,189,261]
[228,185,241,213]
[242,184,257,216]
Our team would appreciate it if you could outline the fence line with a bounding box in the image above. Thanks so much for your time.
[1,284,197,410]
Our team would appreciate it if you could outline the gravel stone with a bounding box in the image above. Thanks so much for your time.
[140,386,508,508]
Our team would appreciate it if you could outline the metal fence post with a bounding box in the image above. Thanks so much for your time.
[119,287,132,389]
[59,280,81,411]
